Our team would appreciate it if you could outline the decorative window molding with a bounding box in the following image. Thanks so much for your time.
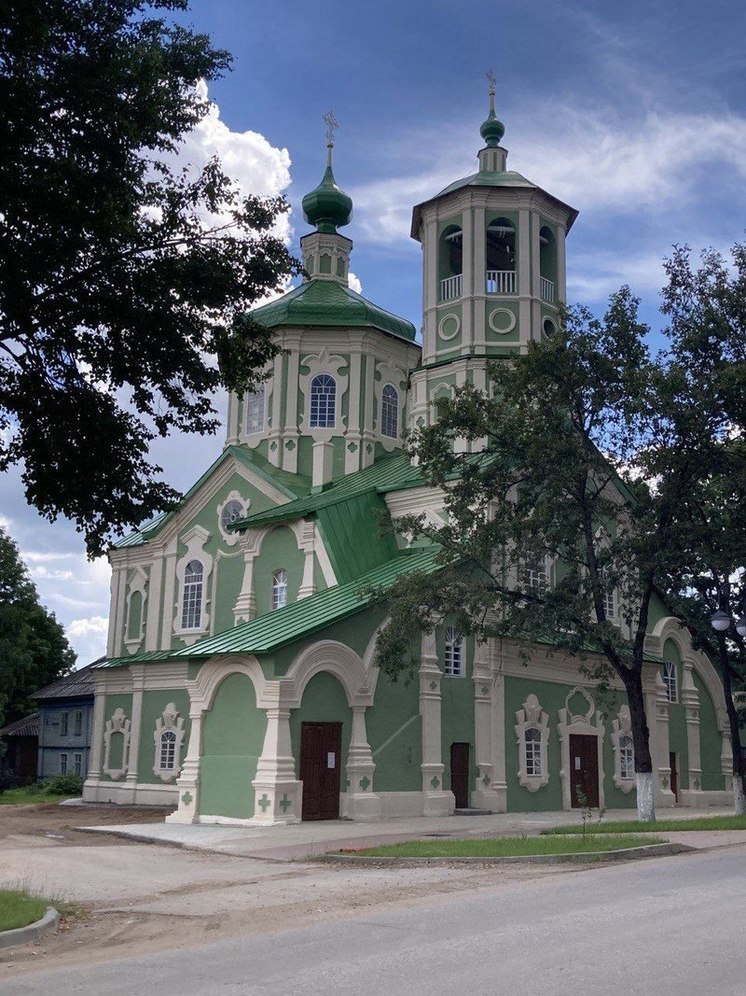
[217,490,249,547]
[374,362,407,450]
[444,627,463,676]
[173,525,213,644]
[299,348,349,441]
[380,384,399,439]
[662,661,678,703]
[245,383,266,435]
[124,566,148,651]
[272,568,288,610]
[514,694,550,791]
[103,707,131,780]
[610,704,635,792]
[153,702,186,782]
[309,373,337,428]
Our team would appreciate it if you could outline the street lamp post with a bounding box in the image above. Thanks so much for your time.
[710,598,746,816]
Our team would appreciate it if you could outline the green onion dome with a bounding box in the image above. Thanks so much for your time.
[302,162,353,234]
[480,108,505,148]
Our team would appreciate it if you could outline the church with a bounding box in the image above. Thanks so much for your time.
[82,91,734,824]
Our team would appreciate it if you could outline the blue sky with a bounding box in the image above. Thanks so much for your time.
[3,0,745,664]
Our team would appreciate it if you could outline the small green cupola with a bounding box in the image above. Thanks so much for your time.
[301,111,354,284]
[480,70,505,148]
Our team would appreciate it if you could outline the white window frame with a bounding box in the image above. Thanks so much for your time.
[272,568,288,610]
[619,735,634,780]
[380,383,399,439]
[309,373,337,429]
[153,703,186,782]
[172,525,213,643]
[444,627,464,676]
[181,558,204,630]
[610,704,635,793]
[514,694,550,791]
[662,661,678,703]
[245,383,266,435]
[59,752,68,774]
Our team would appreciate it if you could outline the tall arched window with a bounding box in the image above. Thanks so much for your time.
[444,627,463,676]
[619,734,634,780]
[524,728,543,776]
[245,383,265,434]
[181,559,203,629]
[380,384,399,438]
[272,568,288,610]
[159,729,177,771]
[439,225,463,301]
[485,217,516,294]
[662,661,678,702]
[309,374,336,428]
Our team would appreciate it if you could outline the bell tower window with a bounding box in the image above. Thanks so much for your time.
[439,225,463,301]
[309,374,336,428]
[485,218,516,294]
[380,384,399,439]
[245,383,265,434]
[539,226,557,303]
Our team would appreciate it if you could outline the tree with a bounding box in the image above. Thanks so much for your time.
[0,527,75,727]
[374,260,743,823]
[0,1,300,556]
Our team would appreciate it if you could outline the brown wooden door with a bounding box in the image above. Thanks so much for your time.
[450,742,470,809]
[300,722,342,821]
[569,734,599,808]
[669,752,679,802]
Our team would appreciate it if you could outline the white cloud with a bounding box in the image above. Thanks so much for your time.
[67,616,108,639]
[66,616,108,664]
[348,271,363,294]
[29,566,75,582]
[22,550,79,563]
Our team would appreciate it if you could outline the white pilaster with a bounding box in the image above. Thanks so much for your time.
[144,554,163,652]
[251,705,302,824]
[125,666,145,795]
[682,660,703,799]
[166,709,203,824]
[653,673,675,807]
[342,706,382,820]
[83,682,106,789]
[419,632,453,815]
[312,440,334,487]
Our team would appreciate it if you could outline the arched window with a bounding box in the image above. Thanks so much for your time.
[596,566,617,620]
[127,589,143,641]
[309,374,336,428]
[539,225,557,303]
[245,383,265,434]
[662,661,678,702]
[272,568,288,610]
[380,384,399,438]
[159,729,177,771]
[181,559,203,629]
[486,217,516,294]
[439,225,463,301]
[524,728,543,776]
[520,555,550,595]
[619,734,634,780]
[220,499,245,532]
[444,627,463,676]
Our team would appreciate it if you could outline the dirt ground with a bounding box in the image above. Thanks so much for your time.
[0,803,579,978]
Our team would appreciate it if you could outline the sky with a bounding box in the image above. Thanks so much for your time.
[2,0,745,666]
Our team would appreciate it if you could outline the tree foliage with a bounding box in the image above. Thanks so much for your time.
[0,527,75,727]
[374,246,745,821]
[0,0,300,555]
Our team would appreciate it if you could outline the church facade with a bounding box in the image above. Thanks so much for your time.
[82,97,734,824]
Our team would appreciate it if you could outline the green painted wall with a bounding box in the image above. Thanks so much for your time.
[199,672,267,819]
[136,689,192,785]
[212,552,244,636]
[253,525,305,618]
[368,672,422,792]
[694,673,724,791]
[126,590,143,641]
[101,693,133,781]
[663,640,689,791]
[290,672,351,781]
[437,629,477,794]
[504,675,565,811]
[267,606,387,679]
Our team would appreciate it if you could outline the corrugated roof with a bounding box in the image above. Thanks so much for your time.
[94,650,174,670]
[316,491,399,584]
[0,712,40,737]
[173,546,444,658]
[250,278,418,342]
[33,661,101,700]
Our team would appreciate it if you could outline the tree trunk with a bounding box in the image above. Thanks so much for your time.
[622,667,656,822]
[717,632,745,816]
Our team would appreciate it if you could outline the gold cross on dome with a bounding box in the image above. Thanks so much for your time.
[323,110,339,148]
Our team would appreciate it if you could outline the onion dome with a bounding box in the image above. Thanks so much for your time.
[480,71,505,148]
[302,111,353,234]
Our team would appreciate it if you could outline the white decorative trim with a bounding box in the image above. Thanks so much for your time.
[153,702,186,782]
[514,694,550,791]
[437,313,461,340]
[557,687,605,810]
[217,490,250,547]
[373,361,407,452]
[284,640,374,709]
[103,708,131,780]
[298,347,349,439]
[610,704,635,793]
[172,524,213,644]
[488,308,517,334]
[124,566,148,653]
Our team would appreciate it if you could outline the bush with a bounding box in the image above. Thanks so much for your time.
[44,773,84,796]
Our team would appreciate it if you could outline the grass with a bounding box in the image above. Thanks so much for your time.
[543,815,746,835]
[0,786,79,806]
[0,890,49,932]
[344,834,665,858]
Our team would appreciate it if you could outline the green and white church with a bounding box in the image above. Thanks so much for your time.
[83,94,735,824]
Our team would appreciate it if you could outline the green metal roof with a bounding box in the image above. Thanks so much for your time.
[232,452,424,531]
[173,546,443,658]
[316,490,399,585]
[437,169,536,197]
[112,446,310,549]
[250,278,417,342]
[94,650,174,669]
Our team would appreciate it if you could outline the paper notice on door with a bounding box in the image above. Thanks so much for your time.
[574,756,581,770]
[327,752,336,769]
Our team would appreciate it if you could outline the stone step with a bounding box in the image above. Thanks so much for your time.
[453,808,493,816]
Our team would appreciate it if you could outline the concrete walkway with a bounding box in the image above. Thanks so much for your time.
[78,806,745,860]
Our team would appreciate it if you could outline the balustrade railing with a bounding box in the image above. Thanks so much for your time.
[485,270,516,294]
[540,276,555,302]
[440,274,463,301]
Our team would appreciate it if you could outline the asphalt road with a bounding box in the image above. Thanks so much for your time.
[4,845,746,996]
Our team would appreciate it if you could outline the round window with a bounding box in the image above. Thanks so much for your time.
[542,318,556,337]
[220,499,245,531]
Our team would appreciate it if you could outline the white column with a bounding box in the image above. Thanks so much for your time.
[225,391,239,446]
[343,705,382,820]
[82,681,107,800]
[233,552,258,623]
[125,665,145,801]
[166,709,203,824]
[267,352,284,467]
[160,543,177,649]
[682,660,702,802]
[556,224,567,304]
[298,520,317,601]
[471,642,494,810]
[144,554,163,652]
[419,632,452,815]
[282,336,301,473]
[106,568,121,657]
[653,673,675,808]
[251,702,302,825]
[312,440,334,487]
[345,344,363,475]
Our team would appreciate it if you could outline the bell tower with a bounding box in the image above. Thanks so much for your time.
[408,76,578,431]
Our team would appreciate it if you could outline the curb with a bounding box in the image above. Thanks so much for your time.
[0,908,60,949]
[321,842,694,866]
